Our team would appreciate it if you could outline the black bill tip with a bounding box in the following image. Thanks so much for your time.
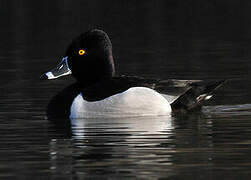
[40,73,48,81]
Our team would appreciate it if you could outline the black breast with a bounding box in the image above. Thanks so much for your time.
[46,83,81,119]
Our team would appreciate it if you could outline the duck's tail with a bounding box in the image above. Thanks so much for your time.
[171,79,226,112]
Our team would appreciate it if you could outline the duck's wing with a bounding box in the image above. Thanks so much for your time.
[112,76,201,103]
[81,75,225,112]
[168,79,226,112]
[152,79,203,103]
[111,76,226,112]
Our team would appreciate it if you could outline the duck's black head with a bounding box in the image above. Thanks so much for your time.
[41,29,115,87]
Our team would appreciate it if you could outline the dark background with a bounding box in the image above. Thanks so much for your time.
[0,0,250,104]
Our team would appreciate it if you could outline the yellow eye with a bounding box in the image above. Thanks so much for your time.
[78,49,86,55]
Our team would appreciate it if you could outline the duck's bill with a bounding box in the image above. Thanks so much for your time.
[40,57,72,80]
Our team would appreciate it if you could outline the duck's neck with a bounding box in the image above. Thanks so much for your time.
[78,58,115,88]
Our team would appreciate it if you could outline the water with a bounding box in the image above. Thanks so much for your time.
[1,1,251,179]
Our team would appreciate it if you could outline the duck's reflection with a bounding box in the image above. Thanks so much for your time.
[70,115,174,139]
[48,113,215,179]
[49,115,174,177]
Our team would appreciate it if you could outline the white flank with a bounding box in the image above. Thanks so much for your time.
[70,87,172,119]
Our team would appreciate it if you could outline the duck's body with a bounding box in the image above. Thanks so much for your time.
[46,75,224,119]
[41,29,225,119]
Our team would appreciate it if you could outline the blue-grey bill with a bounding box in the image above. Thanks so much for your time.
[40,56,72,80]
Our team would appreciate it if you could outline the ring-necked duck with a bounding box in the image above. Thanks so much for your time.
[41,29,225,118]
